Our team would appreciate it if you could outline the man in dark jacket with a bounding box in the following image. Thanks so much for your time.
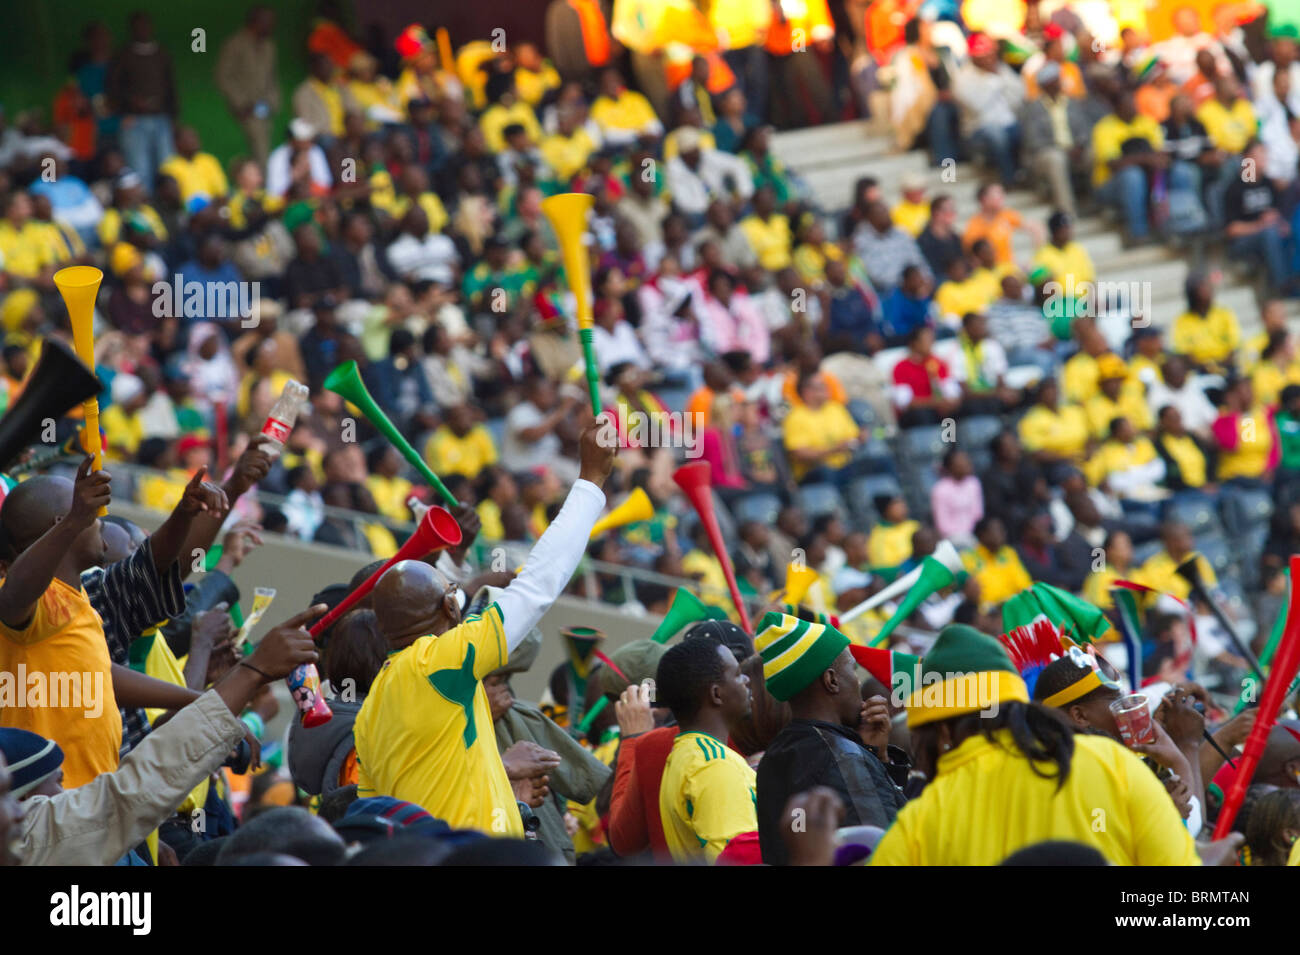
[753,613,910,865]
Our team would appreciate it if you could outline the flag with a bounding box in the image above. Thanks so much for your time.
[1001,582,1111,645]
[1110,586,1145,693]
[849,644,920,689]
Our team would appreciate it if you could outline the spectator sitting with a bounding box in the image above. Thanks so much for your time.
[424,403,499,480]
[1154,405,1212,493]
[665,126,754,220]
[1085,353,1152,438]
[866,494,920,574]
[1019,61,1094,217]
[962,515,1033,608]
[930,448,983,546]
[1171,270,1241,373]
[853,199,930,292]
[955,32,1026,187]
[962,183,1041,271]
[916,194,964,280]
[890,325,961,427]
[1223,140,1296,296]
[880,263,937,344]
[781,370,864,485]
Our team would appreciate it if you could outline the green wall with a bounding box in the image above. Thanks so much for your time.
[1,0,329,170]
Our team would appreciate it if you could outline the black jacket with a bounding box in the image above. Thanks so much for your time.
[756,718,909,866]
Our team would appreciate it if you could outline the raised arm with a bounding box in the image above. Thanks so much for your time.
[148,466,231,576]
[0,457,109,629]
[493,418,616,652]
[176,438,273,581]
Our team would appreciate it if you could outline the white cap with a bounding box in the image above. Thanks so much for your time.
[289,118,317,141]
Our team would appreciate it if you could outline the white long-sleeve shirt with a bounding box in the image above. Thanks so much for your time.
[496,478,606,653]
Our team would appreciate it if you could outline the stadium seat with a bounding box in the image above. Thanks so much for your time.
[1194,534,1234,577]
[901,425,947,465]
[797,483,848,521]
[1219,486,1273,537]
[1164,493,1221,537]
[956,414,1003,454]
[845,473,904,525]
[730,491,783,527]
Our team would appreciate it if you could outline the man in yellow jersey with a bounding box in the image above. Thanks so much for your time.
[354,418,614,835]
[657,632,755,863]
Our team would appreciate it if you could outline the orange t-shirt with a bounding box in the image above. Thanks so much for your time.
[0,578,121,788]
[963,209,1023,265]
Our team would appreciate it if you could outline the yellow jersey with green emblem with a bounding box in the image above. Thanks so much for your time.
[354,602,523,836]
[659,731,757,864]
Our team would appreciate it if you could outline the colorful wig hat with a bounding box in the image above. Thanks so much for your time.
[754,611,850,702]
[1033,647,1122,709]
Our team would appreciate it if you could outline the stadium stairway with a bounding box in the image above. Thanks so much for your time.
[768,119,1300,336]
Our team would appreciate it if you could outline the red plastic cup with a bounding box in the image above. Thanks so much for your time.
[1110,693,1154,746]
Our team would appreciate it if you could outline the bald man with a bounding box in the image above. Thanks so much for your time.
[353,418,616,835]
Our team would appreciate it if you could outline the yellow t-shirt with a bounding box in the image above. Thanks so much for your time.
[659,731,757,864]
[739,214,792,271]
[1216,406,1273,481]
[870,731,1200,865]
[476,498,505,542]
[1084,389,1153,438]
[891,199,929,237]
[1159,433,1207,488]
[1138,550,1216,603]
[1092,113,1164,186]
[1250,360,1300,408]
[354,603,523,836]
[781,401,860,481]
[1062,352,1100,404]
[0,221,54,279]
[682,550,733,616]
[100,404,145,459]
[1171,307,1240,368]
[1195,99,1258,154]
[365,474,415,524]
[425,425,498,479]
[590,90,659,137]
[159,152,230,203]
[934,276,996,323]
[371,189,449,235]
[136,469,190,512]
[962,544,1032,607]
[1084,437,1158,486]
[1018,403,1090,462]
[514,64,561,107]
[540,129,597,181]
[480,100,543,153]
[97,205,167,247]
[1031,240,1096,287]
[0,579,121,789]
[868,520,921,572]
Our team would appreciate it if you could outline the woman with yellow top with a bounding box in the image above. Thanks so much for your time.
[791,214,844,285]
[962,516,1033,608]
[781,371,864,483]
[364,445,415,525]
[1154,406,1210,491]
[480,73,544,153]
[739,185,792,271]
[1171,272,1240,372]
[1211,376,1279,482]
[1018,378,1090,472]
[866,495,920,575]
[1084,416,1166,497]
[1250,330,1300,408]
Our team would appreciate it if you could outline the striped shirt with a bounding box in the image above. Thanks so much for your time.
[82,538,185,756]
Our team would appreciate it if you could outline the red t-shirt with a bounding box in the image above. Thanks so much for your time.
[892,353,951,404]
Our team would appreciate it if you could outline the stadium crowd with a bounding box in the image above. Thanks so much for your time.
[1,0,1300,868]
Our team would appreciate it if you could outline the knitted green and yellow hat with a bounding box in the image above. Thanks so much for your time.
[905,624,1029,728]
[754,611,850,702]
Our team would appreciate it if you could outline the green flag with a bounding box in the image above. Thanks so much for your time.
[1002,583,1111,645]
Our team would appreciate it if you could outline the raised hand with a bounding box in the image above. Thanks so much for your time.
[66,455,111,529]
[243,605,326,680]
[178,467,230,518]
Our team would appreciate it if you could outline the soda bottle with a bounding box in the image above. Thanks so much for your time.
[259,379,309,459]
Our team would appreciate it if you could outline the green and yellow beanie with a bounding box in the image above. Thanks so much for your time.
[754,611,850,702]
[905,624,1029,728]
